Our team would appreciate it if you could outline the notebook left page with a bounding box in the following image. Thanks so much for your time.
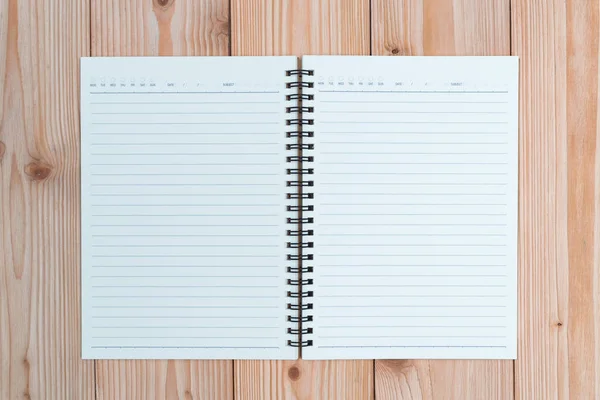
[80,56,297,360]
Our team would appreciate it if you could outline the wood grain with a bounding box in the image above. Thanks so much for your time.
[0,0,95,398]
[231,0,373,398]
[512,0,600,398]
[231,0,370,56]
[235,360,373,400]
[91,0,229,57]
[370,1,514,398]
[3,0,600,398]
[376,360,513,400]
[96,360,233,400]
[371,0,509,56]
[91,0,233,398]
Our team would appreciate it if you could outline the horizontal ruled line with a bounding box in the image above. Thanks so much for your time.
[321,134,508,135]
[320,111,507,114]
[90,143,279,146]
[320,173,508,176]
[90,214,278,217]
[91,101,279,105]
[319,335,506,339]
[320,121,508,124]
[320,295,507,298]
[319,305,506,308]
[90,183,279,186]
[92,112,278,115]
[91,255,279,258]
[319,254,506,257]
[93,336,279,339]
[91,224,279,227]
[320,245,505,248]
[320,224,506,226]
[320,162,508,165]
[91,204,279,207]
[91,234,279,237]
[91,132,279,135]
[91,122,279,125]
[320,183,507,186]
[90,91,280,94]
[92,285,279,288]
[320,264,504,267]
[320,152,507,155]
[91,305,278,309]
[92,326,277,328]
[91,265,279,268]
[319,90,508,94]
[91,173,279,176]
[321,142,508,145]
[320,213,507,216]
[319,284,506,288]
[320,192,506,196]
[319,274,507,278]
[90,163,280,166]
[91,275,278,278]
[316,345,507,349]
[319,233,506,236]
[320,100,508,104]
[320,314,505,317]
[91,346,280,349]
[92,295,279,298]
[319,204,505,207]
[319,325,505,328]
[92,316,277,319]
[92,244,278,248]
[90,194,280,197]
[90,153,280,156]
[92,295,280,299]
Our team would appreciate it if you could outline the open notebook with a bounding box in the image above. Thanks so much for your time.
[80,55,518,360]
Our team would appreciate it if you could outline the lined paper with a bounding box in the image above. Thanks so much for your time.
[81,56,297,360]
[302,56,518,360]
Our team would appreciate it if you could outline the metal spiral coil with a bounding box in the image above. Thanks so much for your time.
[285,68,314,350]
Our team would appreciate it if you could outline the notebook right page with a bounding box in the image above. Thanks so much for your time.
[302,56,518,360]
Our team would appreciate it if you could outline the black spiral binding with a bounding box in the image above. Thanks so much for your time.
[285,68,315,350]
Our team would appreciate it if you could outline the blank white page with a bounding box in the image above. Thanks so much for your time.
[81,56,297,360]
[302,56,518,360]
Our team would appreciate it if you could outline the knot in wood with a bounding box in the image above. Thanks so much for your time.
[0,141,5,161]
[288,365,301,381]
[25,161,52,181]
[387,45,407,56]
[154,0,174,9]
[217,20,230,37]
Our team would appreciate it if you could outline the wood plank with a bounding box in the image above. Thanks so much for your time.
[371,0,509,56]
[235,360,373,400]
[512,1,600,398]
[91,0,230,56]
[231,0,370,56]
[231,0,373,398]
[96,360,232,399]
[91,0,233,398]
[0,0,95,398]
[376,360,512,400]
[370,1,514,398]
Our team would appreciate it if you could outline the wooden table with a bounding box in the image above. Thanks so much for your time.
[1,0,598,398]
